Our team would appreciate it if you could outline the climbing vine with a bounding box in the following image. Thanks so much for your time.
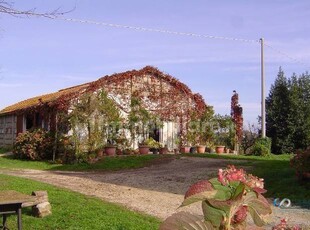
[9,66,208,153]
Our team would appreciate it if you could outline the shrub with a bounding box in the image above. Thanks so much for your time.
[13,129,54,160]
[290,148,310,182]
[160,165,272,229]
[250,137,271,156]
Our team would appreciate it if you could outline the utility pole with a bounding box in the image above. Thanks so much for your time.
[260,38,266,138]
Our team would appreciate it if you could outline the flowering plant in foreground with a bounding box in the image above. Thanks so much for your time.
[160,165,272,230]
[272,218,301,230]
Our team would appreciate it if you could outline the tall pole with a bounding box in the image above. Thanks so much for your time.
[260,38,266,138]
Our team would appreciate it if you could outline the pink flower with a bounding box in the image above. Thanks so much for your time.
[217,165,266,193]
[217,165,246,185]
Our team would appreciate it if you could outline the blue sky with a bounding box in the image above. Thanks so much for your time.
[0,1,309,125]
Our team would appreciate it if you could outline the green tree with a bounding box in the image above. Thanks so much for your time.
[266,68,293,154]
[186,105,215,146]
[68,90,121,155]
[288,73,310,149]
[266,68,310,154]
[213,114,235,149]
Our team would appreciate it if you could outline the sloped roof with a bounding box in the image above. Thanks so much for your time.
[0,66,206,115]
[0,83,90,115]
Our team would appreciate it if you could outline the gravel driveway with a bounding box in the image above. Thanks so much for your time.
[1,156,309,228]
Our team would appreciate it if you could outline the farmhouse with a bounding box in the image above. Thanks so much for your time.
[0,66,207,150]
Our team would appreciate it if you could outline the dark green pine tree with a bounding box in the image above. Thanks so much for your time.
[288,72,310,149]
[266,68,293,154]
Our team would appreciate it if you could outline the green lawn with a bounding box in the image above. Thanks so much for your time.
[0,154,162,171]
[0,174,160,230]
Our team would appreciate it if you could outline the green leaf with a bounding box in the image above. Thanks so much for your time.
[231,183,245,199]
[181,190,217,207]
[202,201,225,228]
[209,178,221,186]
[213,189,232,201]
[159,211,216,230]
[209,178,232,200]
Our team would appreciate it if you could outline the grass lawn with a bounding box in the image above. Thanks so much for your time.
[0,174,160,230]
[184,153,310,205]
[0,154,162,171]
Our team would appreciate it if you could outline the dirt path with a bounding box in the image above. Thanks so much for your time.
[0,157,309,228]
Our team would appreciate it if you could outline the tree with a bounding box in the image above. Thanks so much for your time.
[288,73,310,149]
[213,114,235,149]
[0,1,73,18]
[266,68,293,154]
[186,105,215,146]
[68,90,122,155]
[241,123,259,154]
[266,68,310,154]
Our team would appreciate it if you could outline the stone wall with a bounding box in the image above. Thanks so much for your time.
[0,114,17,147]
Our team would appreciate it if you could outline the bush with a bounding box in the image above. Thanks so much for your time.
[290,148,310,182]
[13,129,54,160]
[250,137,271,156]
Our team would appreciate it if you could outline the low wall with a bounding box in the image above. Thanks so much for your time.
[0,114,17,147]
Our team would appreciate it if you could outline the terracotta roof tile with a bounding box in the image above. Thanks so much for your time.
[0,83,89,115]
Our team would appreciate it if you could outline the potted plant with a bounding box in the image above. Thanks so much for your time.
[180,145,191,153]
[104,143,117,156]
[186,106,215,154]
[123,148,134,155]
[213,114,235,154]
[196,145,206,153]
[159,145,168,154]
[143,137,161,154]
[138,141,150,155]
[215,145,225,154]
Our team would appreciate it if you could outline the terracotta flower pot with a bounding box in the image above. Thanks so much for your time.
[139,145,150,155]
[215,146,225,154]
[105,146,116,156]
[180,146,191,153]
[159,147,168,154]
[197,145,206,153]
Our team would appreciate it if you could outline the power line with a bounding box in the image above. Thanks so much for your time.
[264,42,310,69]
[57,17,259,44]
[53,16,309,69]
